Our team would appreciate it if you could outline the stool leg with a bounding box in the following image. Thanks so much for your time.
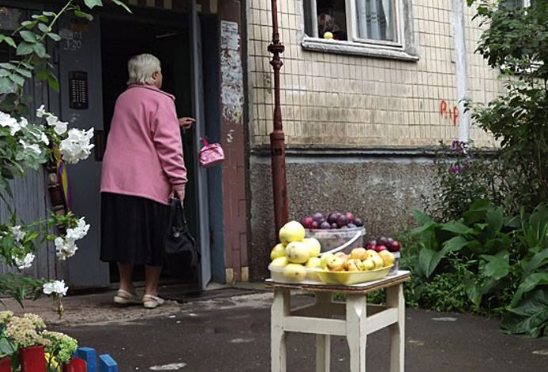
[272,289,290,372]
[316,334,331,372]
[387,284,405,372]
[346,295,367,372]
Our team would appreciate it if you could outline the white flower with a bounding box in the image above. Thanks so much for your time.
[53,121,68,135]
[36,105,47,118]
[19,117,28,128]
[0,111,19,135]
[45,114,58,126]
[59,128,94,164]
[43,280,68,297]
[14,253,35,270]
[65,218,90,242]
[10,226,25,242]
[40,132,49,146]
[19,140,42,156]
[54,237,78,260]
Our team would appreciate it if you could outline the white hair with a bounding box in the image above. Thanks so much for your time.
[126,54,161,85]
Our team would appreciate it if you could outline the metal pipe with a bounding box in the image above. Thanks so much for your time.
[268,0,289,236]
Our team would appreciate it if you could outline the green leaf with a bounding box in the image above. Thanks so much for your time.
[512,273,548,307]
[38,23,50,33]
[0,63,16,70]
[74,10,94,22]
[481,251,510,280]
[522,249,548,279]
[485,207,504,237]
[16,42,34,56]
[412,209,432,226]
[84,0,104,9]
[0,77,13,93]
[47,73,59,92]
[0,35,16,48]
[442,235,469,253]
[33,43,49,59]
[111,0,133,13]
[47,33,61,42]
[503,289,548,337]
[21,20,37,29]
[418,247,437,278]
[411,221,437,235]
[19,30,37,43]
[0,69,10,77]
[441,221,470,235]
[8,74,25,86]
[16,68,32,78]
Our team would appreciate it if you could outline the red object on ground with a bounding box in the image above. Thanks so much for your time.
[20,345,46,372]
[0,356,11,372]
[63,357,87,372]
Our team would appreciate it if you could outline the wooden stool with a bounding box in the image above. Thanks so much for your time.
[266,270,410,372]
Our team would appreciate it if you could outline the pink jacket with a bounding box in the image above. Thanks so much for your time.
[101,84,187,205]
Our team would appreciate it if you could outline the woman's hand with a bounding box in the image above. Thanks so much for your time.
[178,117,195,129]
[169,188,185,202]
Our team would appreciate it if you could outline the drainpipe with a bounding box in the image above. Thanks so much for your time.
[452,0,470,142]
[268,0,289,236]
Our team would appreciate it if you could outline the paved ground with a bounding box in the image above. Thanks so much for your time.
[4,283,548,371]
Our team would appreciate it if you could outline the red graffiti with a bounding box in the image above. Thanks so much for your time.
[440,100,459,126]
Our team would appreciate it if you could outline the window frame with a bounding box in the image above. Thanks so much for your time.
[301,0,418,61]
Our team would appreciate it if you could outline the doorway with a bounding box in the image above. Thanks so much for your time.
[100,14,199,285]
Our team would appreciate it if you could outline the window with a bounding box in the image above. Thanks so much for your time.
[302,0,417,61]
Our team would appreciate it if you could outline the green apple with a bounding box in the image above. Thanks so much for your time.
[270,243,286,261]
[303,238,322,257]
[320,253,334,269]
[305,257,322,268]
[371,255,384,270]
[284,264,306,281]
[279,221,306,245]
[285,241,311,264]
[362,259,375,271]
[270,256,289,268]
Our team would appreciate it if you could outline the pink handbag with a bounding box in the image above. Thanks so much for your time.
[199,137,225,168]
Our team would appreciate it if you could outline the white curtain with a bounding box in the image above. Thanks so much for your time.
[356,0,395,41]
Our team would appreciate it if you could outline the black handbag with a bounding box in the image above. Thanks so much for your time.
[165,198,200,270]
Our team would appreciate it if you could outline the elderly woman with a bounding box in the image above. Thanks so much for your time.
[100,54,194,309]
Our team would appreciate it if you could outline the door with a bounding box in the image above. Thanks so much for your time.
[57,16,109,287]
[190,0,212,290]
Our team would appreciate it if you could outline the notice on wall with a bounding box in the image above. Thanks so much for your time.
[221,21,244,124]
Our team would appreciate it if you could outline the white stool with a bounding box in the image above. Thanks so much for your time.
[267,270,410,372]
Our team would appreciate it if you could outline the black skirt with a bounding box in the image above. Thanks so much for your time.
[100,192,171,266]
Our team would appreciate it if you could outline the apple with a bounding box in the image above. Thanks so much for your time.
[353,218,364,227]
[305,257,322,268]
[284,264,307,281]
[279,221,306,245]
[366,240,377,250]
[336,215,348,227]
[320,253,334,269]
[326,256,345,271]
[362,259,375,271]
[350,247,367,261]
[378,236,389,245]
[303,238,322,257]
[345,259,360,272]
[375,245,388,253]
[365,249,379,260]
[270,243,286,260]
[300,216,314,229]
[334,252,348,262]
[270,256,289,267]
[378,250,395,267]
[345,212,354,223]
[390,241,402,252]
[371,255,384,270]
[285,241,311,264]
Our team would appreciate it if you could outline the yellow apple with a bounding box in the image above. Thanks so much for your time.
[285,241,311,264]
[303,238,322,257]
[270,256,289,268]
[279,221,306,245]
[270,243,286,260]
[335,252,349,263]
[323,31,334,40]
[365,249,379,260]
[326,256,345,272]
[379,250,395,267]
[350,248,367,261]
[362,259,375,271]
[284,264,306,281]
[345,259,364,272]
[320,253,334,269]
[305,257,322,268]
[371,255,384,270]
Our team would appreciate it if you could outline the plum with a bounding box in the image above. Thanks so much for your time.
[378,236,389,245]
[353,218,364,227]
[327,212,339,224]
[320,221,331,229]
[390,241,401,252]
[347,223,357,228]
[336,215,348,227]
[311,220,320,229]
[345,212,354,223]
[331,222,338,229]
[300,216,314,228]
[366,242,376,250]
[312,212,324,222]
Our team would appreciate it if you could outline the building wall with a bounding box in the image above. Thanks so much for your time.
[246,0,505,279]
[247,0,501,148]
